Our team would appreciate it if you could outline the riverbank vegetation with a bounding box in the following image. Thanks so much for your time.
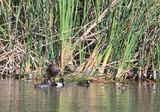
[0,0,160,82]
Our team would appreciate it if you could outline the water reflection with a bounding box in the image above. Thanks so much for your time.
[0,79,160,112]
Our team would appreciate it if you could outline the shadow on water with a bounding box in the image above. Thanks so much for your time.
[0,79,160,112]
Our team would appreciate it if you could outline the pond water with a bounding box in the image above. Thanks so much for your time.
[0,79,160,112]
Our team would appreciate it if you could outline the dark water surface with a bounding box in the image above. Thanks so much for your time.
[0,79,160,112]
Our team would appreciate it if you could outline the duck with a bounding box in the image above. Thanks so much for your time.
[34,78,64,88]
[64,62,76,74]
[53,78,65,88]
[34,81,52,88]
[34,75,51,88]
[46,63,60,81]
[76,80,91,88]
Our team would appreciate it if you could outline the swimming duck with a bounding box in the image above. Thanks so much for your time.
[34,80,52,88]
[53,78,65,88]
[34,78,64,88]
[76,80,91,87]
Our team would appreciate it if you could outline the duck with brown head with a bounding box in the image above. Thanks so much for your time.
[46,61,60,81]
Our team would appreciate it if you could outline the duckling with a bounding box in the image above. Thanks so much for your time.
[76,80,91,88]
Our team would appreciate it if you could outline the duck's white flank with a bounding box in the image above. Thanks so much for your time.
[56,82,64,87]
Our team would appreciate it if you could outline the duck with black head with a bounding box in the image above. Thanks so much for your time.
[52,78,65,88]
[76,80,91,88]
[34,77,65,88]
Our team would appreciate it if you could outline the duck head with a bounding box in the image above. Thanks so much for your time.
[85,80,91,87]
[59,78,64,83]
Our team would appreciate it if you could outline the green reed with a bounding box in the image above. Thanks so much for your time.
[0,0,159,80]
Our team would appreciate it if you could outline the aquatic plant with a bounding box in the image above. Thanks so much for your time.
[0,0,159,81]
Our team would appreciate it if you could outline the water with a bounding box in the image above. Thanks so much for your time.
[0,79,160,112]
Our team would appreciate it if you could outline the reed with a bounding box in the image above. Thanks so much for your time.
[0,0,159,81]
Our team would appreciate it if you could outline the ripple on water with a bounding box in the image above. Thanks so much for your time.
[0,80,160,112]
